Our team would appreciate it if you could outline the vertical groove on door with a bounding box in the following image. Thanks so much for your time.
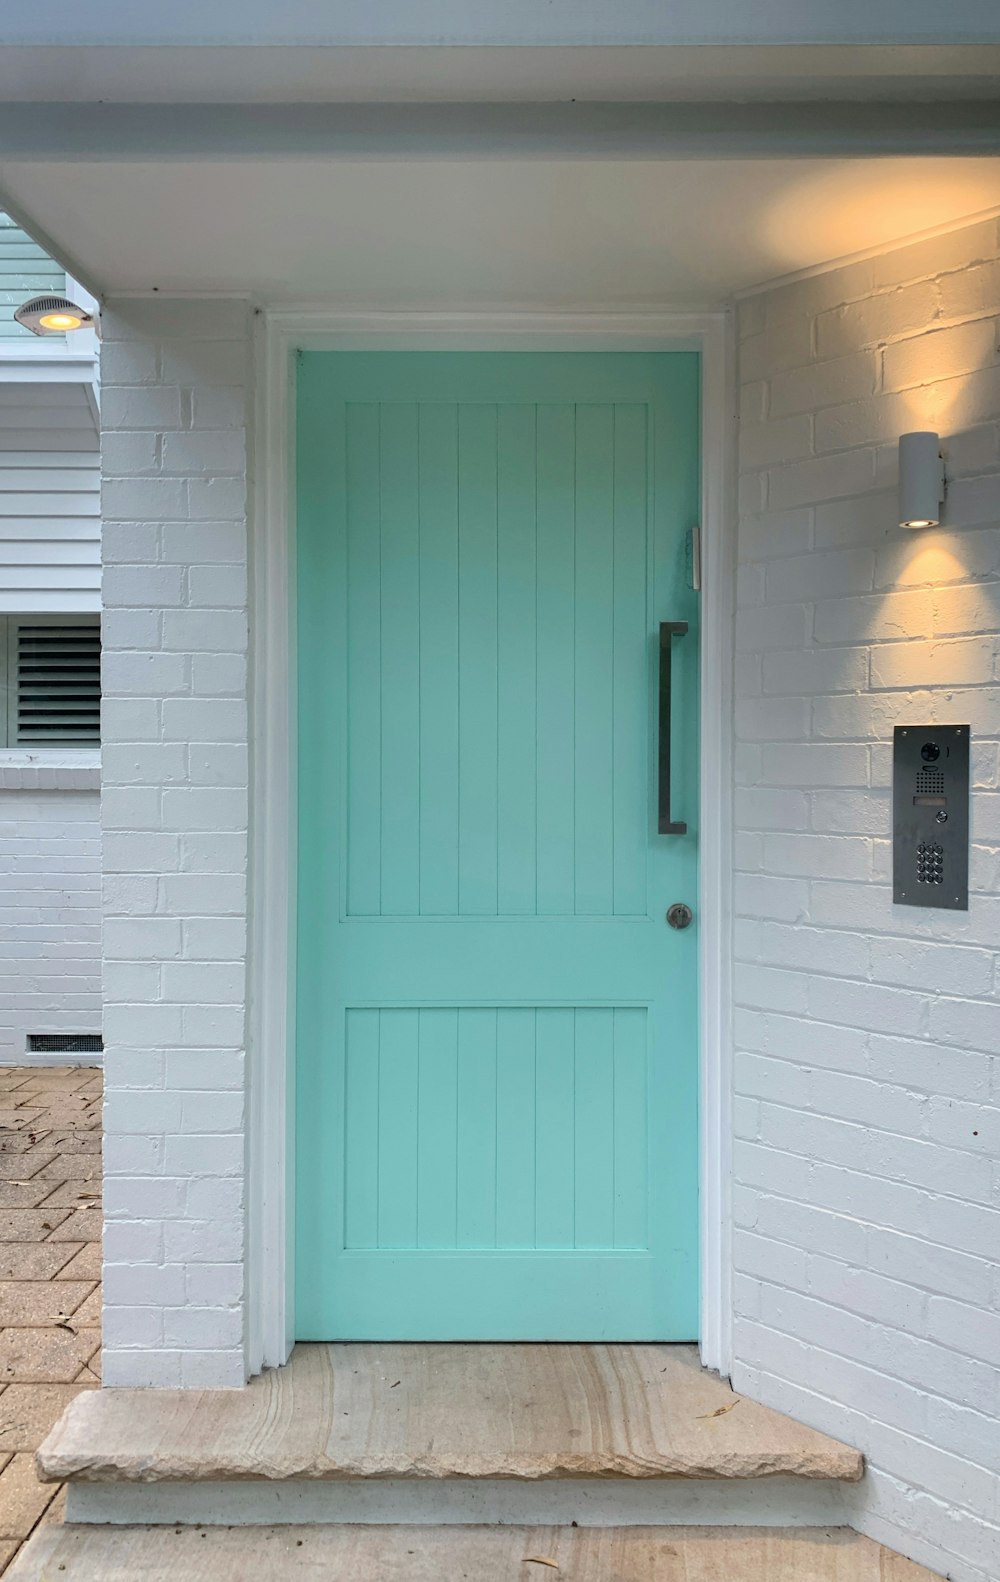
[496,1006,536,1247]
[574,1007,616,1248]
[456,1007,498,1246]
[613,1007,649,1249]
[457,409,500,916]
[535,406,576,916]
[345,405,382,916]
[533,1008,575,1249]
[416,1008,459,1248]
[417,407,460,917]
[612,405,649,915]
[379,407,421,916]
[377,1008,419,1248]
[573,406,616,916]
[497,407,538,916]
[344,1009,380,1249]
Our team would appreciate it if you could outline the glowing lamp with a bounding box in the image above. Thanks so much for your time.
[14,295,95,337]
[899,431,945,529]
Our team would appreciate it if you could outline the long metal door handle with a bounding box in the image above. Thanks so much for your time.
[658,621,688,835]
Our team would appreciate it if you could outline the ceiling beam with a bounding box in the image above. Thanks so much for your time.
[2,100,1000,160]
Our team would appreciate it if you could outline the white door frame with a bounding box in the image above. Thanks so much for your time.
[247,308,736,1378]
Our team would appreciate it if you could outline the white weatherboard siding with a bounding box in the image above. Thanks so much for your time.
[0,785,101,1063]
[0,212,99,613]
[0,444,101,613]
[0,214,64,339]
[733,215,1000,1582]
[100,299,251,1389]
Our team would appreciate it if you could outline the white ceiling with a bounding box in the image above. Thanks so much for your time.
[4,155,1000,308]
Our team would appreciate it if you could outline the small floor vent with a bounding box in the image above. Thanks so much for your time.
[27,1034,103,1055]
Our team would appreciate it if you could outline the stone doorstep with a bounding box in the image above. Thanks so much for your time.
[36,1343,864,1486]
[3,1523,940,1582]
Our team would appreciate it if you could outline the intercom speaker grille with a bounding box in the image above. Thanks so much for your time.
[915,766,945,794]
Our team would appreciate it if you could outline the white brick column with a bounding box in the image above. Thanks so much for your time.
[101,300,251,1387]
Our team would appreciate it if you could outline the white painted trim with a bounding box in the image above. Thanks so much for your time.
[247,306,297,1374]
[247,308,735,1378]
[0,749,100,768]
[696,312,736,1378]
[0,352,99,383]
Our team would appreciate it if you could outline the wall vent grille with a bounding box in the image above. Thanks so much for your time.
[13,620,101,745]
[27,1034,103,1054]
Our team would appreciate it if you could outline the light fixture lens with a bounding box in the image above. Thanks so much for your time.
[37,311,83,331]
[898,431,944,530]
[13,294,95,337]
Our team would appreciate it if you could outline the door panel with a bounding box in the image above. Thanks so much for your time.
[296,351,700,1339]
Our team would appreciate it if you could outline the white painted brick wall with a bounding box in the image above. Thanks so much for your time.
[734,216,1000,1582]
[0,786,101,1061]
[100,299,250,1389]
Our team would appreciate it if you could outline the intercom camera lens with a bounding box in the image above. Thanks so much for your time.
[920,742,940,762]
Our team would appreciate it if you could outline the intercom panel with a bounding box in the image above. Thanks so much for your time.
[892,725,969,911]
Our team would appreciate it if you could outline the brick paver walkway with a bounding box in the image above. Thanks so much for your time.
[0,1066,101,1573]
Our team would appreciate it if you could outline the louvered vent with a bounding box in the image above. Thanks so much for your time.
[14,620,101,745]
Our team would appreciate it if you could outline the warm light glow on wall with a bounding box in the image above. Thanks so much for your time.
[760,161,1000,276]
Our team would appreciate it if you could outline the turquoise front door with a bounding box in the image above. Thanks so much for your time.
[295,351,700,1340]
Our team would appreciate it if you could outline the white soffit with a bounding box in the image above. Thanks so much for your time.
[2,1,1000,47]
[2,156,1000,307]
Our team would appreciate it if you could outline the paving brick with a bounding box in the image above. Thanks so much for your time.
[69,1288,101,1329]
[45,1209,101,1244]
[0,1247,81,1283]
[0,1186,58,1212]
[0,1155,58,1183]
[0,1384,96,1453]
[0,1328,100,1386]
[38,1182,100,1210]
[0,1213,71,1246]
[0,1453,58,1539]
[52,1245,101,1283]
[0,1284,95,1329]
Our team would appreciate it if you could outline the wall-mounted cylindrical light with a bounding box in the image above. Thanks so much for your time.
[899,431,945,529]
[14,294,96,337]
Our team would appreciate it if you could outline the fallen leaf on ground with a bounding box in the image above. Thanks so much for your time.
[697,1400,740,1419]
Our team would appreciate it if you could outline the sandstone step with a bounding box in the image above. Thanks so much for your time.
[37,1342,863,1486]
[6,1523,938,1582]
